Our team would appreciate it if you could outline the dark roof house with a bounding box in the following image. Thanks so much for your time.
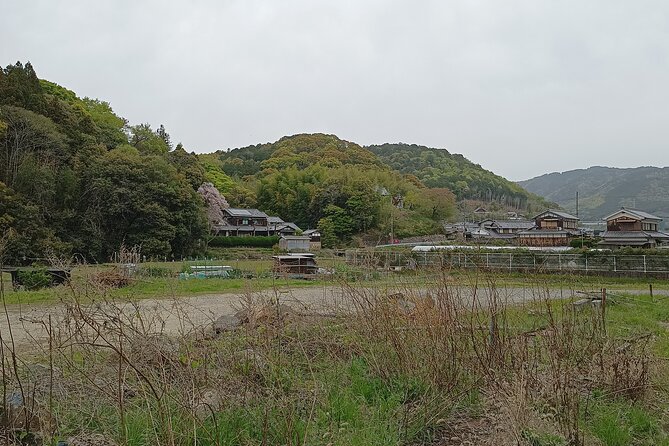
[518,210,580,247]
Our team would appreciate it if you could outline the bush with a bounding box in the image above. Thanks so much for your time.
[92,269,131,288]
[15,268,52,290]
[138,266,173,278]
[569,238,600,249]
[209,236,280,248]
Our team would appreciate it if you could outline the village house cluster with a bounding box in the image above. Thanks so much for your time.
[446,208,669,249]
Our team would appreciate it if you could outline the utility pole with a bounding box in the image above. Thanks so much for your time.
[390,209,394,244]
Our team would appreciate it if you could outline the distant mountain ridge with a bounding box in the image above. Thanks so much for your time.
[518,166,669,222]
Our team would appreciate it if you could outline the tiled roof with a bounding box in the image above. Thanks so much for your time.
[600,230,669,240]
[603,208,663,222]
[224,208,269,218]
[518,229,578,236]
[272,222,302,232]
[535,209,579,221]
[487,220,535,229]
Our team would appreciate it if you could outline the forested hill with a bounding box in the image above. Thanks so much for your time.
[0,62,208,263]
[1,61,553,264]
[367,143,548,211]
[214,133,382,177]
[519,166,669,221]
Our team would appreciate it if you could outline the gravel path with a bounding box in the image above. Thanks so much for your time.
[0,283,665,351]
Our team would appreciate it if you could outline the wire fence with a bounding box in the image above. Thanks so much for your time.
[344,250,669,277]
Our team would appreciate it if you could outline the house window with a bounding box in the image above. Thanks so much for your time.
[242,219,249,225]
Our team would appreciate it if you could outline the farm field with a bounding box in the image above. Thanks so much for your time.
[1,264,669,445]
[3,254,669,305]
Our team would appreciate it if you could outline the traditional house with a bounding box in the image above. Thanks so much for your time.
[214,208,269,236]
[303,229,322,250]
[443,222,481,239]
[598,208,669,249]
[518,210,580,247]
[268,216,301,236]
[481,220,534,236]
[213,209,302,237]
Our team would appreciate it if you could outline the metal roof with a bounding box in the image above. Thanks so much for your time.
[267,216,284,223]
[273,255,316,260]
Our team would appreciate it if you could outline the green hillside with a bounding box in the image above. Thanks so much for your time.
[367,143,549,212]
[0,62,208,263]
[518,166,669,222]
[208,134,457,243]
[1,61,560,264]
[215,133,382,177]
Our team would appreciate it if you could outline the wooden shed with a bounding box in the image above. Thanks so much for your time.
[272,254,318,277]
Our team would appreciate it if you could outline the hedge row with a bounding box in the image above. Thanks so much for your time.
[209,236,280,248]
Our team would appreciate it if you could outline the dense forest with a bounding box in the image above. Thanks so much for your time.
[210,133,456,245]
[368,143,547,210]
[0,62,208,264]
[0,61,548,264]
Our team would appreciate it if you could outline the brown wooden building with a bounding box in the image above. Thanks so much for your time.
[518,210,580,247]
[598,208,669,249]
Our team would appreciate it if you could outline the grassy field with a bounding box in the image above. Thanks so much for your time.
[0,270,668,445]
[2,257,667,306]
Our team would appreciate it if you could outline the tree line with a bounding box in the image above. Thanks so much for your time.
[0,62,206,264]
[3,62,537,263]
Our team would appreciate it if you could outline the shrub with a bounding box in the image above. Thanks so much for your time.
[138,266,173,278]
[15,268,51,290]
[92,269,131,288]
[569,238,600,249]
[208,236,279,248]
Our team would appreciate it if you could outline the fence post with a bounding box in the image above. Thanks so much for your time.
[559,254,561,271]
[486,253,489,269]
[509,253,512,271]
[464,253,467,268]
[613,256,616,273]
[585,255,588,273]
[601,288,607,333]
[643,255,647,273]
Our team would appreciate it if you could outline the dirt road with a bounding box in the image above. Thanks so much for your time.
[0,283,663,351]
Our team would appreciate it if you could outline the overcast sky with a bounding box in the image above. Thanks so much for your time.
[2,0,669,180]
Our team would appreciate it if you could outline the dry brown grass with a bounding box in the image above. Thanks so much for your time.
[0,255,660,445]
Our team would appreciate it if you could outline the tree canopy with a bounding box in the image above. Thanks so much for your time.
[0,61,550,262]
[0,62,206,264]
